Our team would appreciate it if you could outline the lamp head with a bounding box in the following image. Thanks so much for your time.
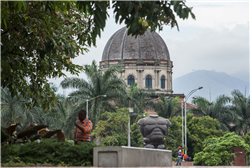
[102,95,107,97]
[198,87,203,90]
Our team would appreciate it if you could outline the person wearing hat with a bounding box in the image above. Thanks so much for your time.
[175,147,182,166]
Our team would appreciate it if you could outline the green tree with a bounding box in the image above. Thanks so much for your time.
[1,88,26,126]
[187,114,224,159]
[153,95,181,118]
[165,117,182,157]
[187,115,223,157]
[130,113,149,147]
[170,113,224,159]
[41,96,76,140]
[230,90,250,136]
[121,83,155,114]
[244,131,250,145]
[61,60,126,126]
[191,95,232,131]
[244,132,250,165]
[193,132,250,166]
[1,1,86,110]
[91,107,129,146]
[2,1,195,110]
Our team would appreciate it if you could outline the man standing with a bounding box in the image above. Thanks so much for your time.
[175,146,182,166]
[74,110,93,144]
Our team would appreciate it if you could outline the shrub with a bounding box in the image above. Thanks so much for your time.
[193,132,250,166]
[1,139,96,166]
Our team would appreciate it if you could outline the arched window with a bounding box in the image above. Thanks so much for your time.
[127,75,135,86]
[161,75,165,89]
[145,75,152,88]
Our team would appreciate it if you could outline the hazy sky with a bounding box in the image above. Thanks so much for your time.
[49,1,249,95]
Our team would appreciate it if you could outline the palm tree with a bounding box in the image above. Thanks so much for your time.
[190,95,232,131]
[1,88,36,127]
[152,95,181,118]
[60,60,127,126]
[119,83,155,114]
[230,90,250,136]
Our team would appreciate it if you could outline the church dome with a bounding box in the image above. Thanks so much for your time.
[102,27,171,61]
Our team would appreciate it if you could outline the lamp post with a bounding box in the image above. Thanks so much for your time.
[128,104,133,147]
[67,95,106,118]
[181,100,184,161]
[184,86,203,155]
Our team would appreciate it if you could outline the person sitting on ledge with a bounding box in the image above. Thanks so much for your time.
[183,154,192,161]
[74,110,93,144]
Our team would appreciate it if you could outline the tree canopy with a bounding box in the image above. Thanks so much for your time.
[61,60,126,126]
[230,90,250,135]
[1,1,195,110]
[91,107,129,146]
[191,95,232,131]
[193,132,250,166]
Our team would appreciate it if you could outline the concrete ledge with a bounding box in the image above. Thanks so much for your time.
[94,146,172,167]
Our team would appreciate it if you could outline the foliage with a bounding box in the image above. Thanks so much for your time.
[91,107,129,146]
[131,113,149,147]
[187,114,224,159]
[244,131,250,145]
[165,117,182,157]
[1,1,86,110]
[193,132,250,166]
[2,1,195,110]
[121,83,155,115]
[61,60,127,126]
[111,1,195,36]
[153,95,181,118]
[191,95,232,131]
[41,96,76,140]
[244,132,250,165]
[230,90,250,135]
[1,88,34,127]
[1,139,96,166]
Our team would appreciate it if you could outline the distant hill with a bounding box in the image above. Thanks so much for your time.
[173,70,249,102]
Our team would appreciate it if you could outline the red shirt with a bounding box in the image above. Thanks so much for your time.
[74,118,92,142]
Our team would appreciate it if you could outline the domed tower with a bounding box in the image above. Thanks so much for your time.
[100,27,173,94]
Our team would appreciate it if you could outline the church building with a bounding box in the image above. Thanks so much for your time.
[99,27,174,95]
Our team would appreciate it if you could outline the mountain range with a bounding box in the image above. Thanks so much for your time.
[173,70,249,102]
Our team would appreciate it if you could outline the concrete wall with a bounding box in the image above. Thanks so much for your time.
[94,146,172,167]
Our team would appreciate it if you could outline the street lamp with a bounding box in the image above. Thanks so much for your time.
[184,86,203,155]
[67,95,106,118]
[128,104,133,147]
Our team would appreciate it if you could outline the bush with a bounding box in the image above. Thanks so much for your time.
[193,132,250,166]
[1,139,96,166]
